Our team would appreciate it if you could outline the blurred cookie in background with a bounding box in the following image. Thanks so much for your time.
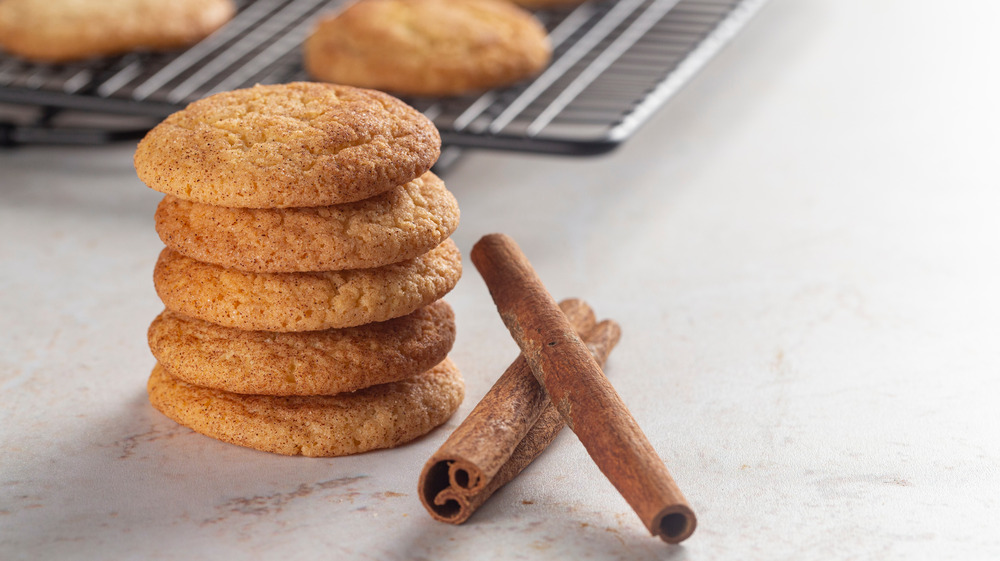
[509,0,588,8]
[304,0,551,97]
[0,0,235,62]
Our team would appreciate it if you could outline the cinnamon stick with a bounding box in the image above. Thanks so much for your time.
[418,298,621,524]
[470,233,696,544]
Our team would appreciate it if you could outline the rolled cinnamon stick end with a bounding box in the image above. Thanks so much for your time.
[419,299,621,524]
[470,233,696,544]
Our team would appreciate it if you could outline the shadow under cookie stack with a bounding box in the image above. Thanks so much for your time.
[134,82,464,457]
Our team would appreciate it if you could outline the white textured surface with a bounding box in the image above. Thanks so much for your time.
[2,0,1000,558]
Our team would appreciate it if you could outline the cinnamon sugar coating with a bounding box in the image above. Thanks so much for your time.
[134,82,441,208]
[0,0,235,62]
[148,301,455,395]
[509,0,587,8]
[304,0,552,96]
[154,171,458,273]
[147,358,464,456]
[153,239,462,332]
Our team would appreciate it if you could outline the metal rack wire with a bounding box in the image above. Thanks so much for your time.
[0,0,766,153]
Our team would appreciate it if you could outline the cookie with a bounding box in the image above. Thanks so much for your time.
[304,0,552,96]
[0,0,234,62]
[154,171,459,273]
[147,358,464,457]
[153,239,462,332]
[134,82,441,208]
[509,0,588,8]
[148,301,456,396]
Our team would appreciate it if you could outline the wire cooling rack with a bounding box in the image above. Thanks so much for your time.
[0,0,765,154]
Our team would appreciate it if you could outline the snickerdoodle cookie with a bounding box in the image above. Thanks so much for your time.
[153,239,461,332]
[147,358,464,456]
[0,0,234,62]
[148,301,455,395]
[134,82,441,208]
[154,171,459,273]
[304,0,552,96]
[510,0,588,8]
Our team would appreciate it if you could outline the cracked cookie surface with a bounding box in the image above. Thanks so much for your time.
[155,171,459,272]
[148,301,455,395]
[0,0,235,62]
[147,357,464,456]
[134,82,441,208]
[304,0,551,96]
[153,239,461,331]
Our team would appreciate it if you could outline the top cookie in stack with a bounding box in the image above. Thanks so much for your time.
[135,81,441,209]
[134,82,464,457]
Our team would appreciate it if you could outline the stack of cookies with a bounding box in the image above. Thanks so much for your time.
[134,82,464,457]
